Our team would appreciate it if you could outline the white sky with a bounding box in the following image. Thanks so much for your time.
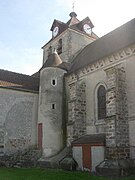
[0,0,134,75]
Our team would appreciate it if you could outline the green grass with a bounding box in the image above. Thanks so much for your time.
[0,168,135,180]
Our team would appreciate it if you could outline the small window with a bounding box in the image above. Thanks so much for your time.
[51,78,57,86]
[51,103,56,109]
[97,85,106,119]
[52,79,56,85]
[57,39,62,55]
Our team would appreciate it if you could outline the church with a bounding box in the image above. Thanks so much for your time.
[0,11,135,174]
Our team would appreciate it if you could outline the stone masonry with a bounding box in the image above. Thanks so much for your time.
[105,65,129,159]
[67,80,86,146]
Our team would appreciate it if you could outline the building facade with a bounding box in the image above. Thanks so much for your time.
[0,11,135,173]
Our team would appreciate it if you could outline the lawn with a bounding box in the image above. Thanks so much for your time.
[0,168,135,180]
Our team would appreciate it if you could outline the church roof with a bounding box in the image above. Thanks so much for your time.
[72,134,105,145]
[70,18,135,73]
[0,69,39,92]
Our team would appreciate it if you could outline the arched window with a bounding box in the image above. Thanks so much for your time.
[97,85,106,119]
[48,46,52,57]
[57,39,62,55]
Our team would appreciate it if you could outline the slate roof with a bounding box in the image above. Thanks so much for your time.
[0,69,39,92]
[40,51,71,72]
[70,18,135,73]
[72,134,105,145]
[50,19,67,31]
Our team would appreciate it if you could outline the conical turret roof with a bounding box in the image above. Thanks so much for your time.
[41,50,62,69]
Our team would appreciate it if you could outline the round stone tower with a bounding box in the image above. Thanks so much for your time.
[38,51,67,157]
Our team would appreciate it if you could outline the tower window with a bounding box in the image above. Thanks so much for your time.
[97,85,106,119]
[51,78,57,86]
[51,103,56,109]
[57,39,62,55]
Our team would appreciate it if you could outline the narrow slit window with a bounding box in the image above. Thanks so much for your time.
[52,79,56,85]
[51,78,57,86]
[51,103,56,109]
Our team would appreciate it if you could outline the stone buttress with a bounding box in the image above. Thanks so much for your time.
[66,79,86,146]
[105,65,129,159]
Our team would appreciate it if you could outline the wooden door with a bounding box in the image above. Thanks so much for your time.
[82,145,91,170]
[38,123,43,149]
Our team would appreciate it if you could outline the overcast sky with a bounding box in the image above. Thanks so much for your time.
[0,0,135,75]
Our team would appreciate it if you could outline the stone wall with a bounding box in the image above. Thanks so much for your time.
[67,80,86,146]
[0,88,38,155]
[105,65,129,159]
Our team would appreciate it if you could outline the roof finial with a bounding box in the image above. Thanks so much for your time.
[69,1,77,18]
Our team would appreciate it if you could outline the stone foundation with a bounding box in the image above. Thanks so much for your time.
[0,148,41,168]
[96,159,132,177]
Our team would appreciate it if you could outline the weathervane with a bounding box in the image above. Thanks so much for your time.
[72,1,75,12]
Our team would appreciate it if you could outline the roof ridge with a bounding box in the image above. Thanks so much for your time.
[0,69,39,79]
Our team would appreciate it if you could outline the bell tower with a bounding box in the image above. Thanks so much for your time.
[42,12,98,65]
